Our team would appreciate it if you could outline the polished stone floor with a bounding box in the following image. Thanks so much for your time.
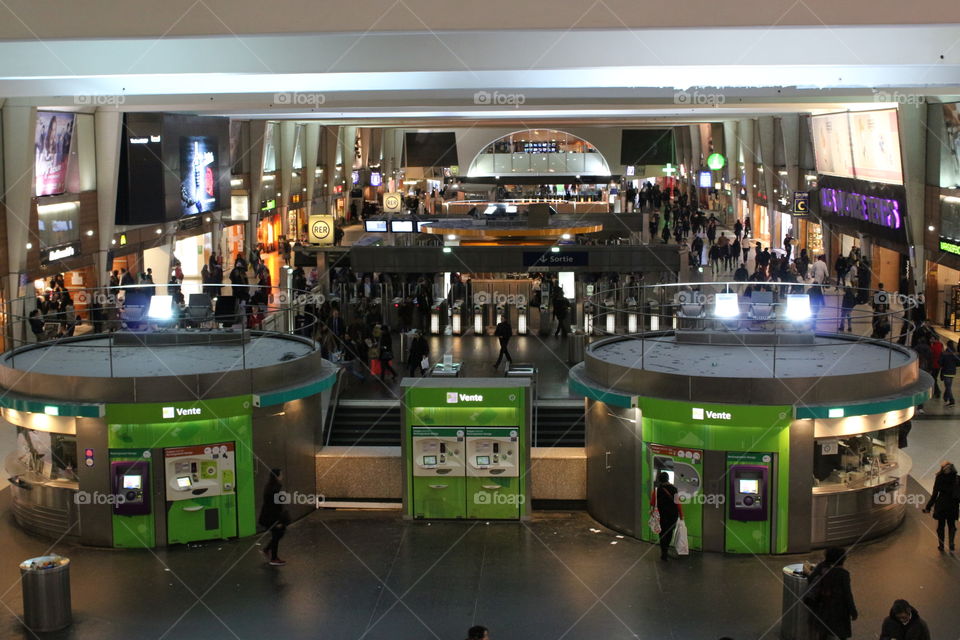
[0,479,958,640]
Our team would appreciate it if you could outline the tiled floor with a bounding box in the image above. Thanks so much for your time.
[0,482,957,640]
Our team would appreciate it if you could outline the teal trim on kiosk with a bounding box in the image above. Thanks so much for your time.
[401,379,532,521]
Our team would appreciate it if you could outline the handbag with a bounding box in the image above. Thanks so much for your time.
[648,487,662,534]
[420,356,430,370]
[370,359,382,376]
[672,519,689,556]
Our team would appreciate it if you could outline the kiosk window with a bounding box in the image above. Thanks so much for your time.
[422,455,437,466]
[176,476,193,489]
[122,475,142,490]
[738,478,759,495]
[476,455,491,466]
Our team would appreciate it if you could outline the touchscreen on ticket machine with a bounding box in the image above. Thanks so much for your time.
[112,460,150,516]
[729,465,768,521]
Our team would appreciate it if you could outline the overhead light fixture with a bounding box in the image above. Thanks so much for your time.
[155,228,163,234]
[929,225,935,232]
[442,247,452,253]
[447,234,457,240]
[828,408,845,418]
[550,246,560,253]
[111,239,117,245]
[204,217,211,222]
[25,242,32,250]
[44,405,59,416]
[561,233,571,240]
[86,230,94,236]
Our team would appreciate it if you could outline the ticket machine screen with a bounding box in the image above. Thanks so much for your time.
[476,455,491,466]
[661,469,675,484]
[738,479,759,495]
[123,475,142,490]
[176,476,192,489]
[111,460,150,516]
[422,455,437,466]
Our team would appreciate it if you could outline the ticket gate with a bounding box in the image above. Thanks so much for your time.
[516,304,528,335]
[538,304,552,336]
[430,299,448,335]
[451,301,467,335]
[473,303,490,335]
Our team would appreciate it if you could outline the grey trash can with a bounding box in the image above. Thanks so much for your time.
[567,332,586,364]
[20,555,71,632]
[780,563,813,640]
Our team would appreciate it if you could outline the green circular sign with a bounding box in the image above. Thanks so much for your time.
[706,153,726,171]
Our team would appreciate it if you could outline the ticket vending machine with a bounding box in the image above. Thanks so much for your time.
[410,428,467,519]
[111,460,150,516]
[725,453,774,554]
[465,427,521,519]
[163,442,238,544]
[644,444,704,550]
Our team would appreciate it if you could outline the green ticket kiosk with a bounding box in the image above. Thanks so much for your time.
[402,379,531,521]
[106,397,256,548]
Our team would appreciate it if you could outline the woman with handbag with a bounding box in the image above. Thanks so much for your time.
[407,329,429,377]
[649,471,683,561]
[378,326,398,382]
[923,461,959,551]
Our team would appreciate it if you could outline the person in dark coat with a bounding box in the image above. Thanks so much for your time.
[923,461,959,551]
[407,329,429,376]
[650,471,683,561]
[493,316,513,369]
[879,599,931,640]
[258,468,290,566]
[804,546,857,640]
[939,340,959,406]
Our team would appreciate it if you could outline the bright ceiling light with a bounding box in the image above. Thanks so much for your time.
[147,295,174,321]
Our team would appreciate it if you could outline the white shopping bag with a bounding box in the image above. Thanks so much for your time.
[672,520,689,556]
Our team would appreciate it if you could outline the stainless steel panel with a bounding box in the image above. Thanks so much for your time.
[810,481,906,547]
[701,450,727,552]
[788,419,815,552]
[75,416,112,546]
[10,482,80,541]
[585,399,637,536]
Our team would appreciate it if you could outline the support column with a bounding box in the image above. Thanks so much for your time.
[757,116,777,247]
[321,126,341,215]
[278,121,296,239]
[899,103,928,296]
[246,120,267,253]
[303,123,320,218]
[3,105,36,346]
[738,118,757,244]
[94,110,121,288]
[780,114,801,252]
[723,120,740,221]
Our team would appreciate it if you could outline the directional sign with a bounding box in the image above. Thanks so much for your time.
[383,192,403,213]
[793,191,809,216]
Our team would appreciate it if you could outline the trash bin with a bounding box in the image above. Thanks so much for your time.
[568,332,586,364]
[780,563,813,640]
[20,555,71,632]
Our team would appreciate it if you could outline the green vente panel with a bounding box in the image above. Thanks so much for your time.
[466,477,521,519]
[408,406,520,427]
[405,387,524,410]
[106,397,256,540]
[412,476,467,519]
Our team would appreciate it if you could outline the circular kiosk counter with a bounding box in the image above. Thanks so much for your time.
[0,330,338,548]
[569,330,931,554]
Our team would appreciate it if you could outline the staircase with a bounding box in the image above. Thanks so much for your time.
[325,399,585,448]
[326,400,402,446]
[534,401,585,447]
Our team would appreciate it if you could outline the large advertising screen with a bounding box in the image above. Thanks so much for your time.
[35,112,75,196]
[179,136,220,216]
[848,110,903,183]
[811,110,902,184]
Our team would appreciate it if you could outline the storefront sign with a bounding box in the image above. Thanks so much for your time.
[309,215,335,245]
[706,153,726,170]
[940,238,960,255]
[178,215,203,231]
[819,187,901,229]
[692,407,731,421]
[261,199,276,212]
[230,195,249,221]
[522,251,589,267]
[383,192,403,213]
[793,192,809,215]
[40,241,80,265]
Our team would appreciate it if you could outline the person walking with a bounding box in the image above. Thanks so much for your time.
[650,471,683,561]
[407,329,429,376]
[378,326,398,382]
[839,287,857,332]
[923,461,959,551]
[258,468,290,566]
[939,340,959,406]
[493,316,513,369]
[879,599,931,640]
[804,546,858,640]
